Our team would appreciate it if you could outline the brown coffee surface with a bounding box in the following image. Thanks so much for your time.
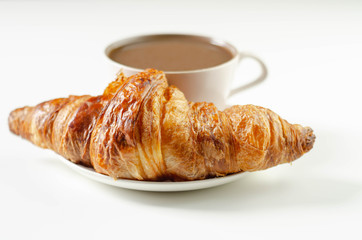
[109,38,234,71]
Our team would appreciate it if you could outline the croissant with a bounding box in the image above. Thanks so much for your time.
[8,69,315,181]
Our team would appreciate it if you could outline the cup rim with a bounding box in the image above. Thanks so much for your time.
[104,33,240,74]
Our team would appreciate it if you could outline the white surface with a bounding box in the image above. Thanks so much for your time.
[58,155,247,192]
[1,0,361,239]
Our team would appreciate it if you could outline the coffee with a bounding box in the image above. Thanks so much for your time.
[109,38,234,71]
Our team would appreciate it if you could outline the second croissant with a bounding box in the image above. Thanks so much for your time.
[8,69,315,181]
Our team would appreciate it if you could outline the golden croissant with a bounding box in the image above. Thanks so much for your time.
[8,69,315,181]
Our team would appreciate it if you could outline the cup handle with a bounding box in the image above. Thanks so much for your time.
[228,52,268,98]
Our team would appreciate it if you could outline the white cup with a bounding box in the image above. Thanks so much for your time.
[104,34,267,109]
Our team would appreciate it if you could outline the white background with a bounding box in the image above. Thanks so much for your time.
[1,0,361,239]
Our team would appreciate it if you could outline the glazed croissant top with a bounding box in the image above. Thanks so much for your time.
[8,69,315,181]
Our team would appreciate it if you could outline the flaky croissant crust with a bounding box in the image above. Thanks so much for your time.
[9,69,315,181]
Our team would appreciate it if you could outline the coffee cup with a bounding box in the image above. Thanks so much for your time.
[104,33,267,109]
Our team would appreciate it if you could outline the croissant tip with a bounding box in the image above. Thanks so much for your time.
[8,109,19,135]
[302,127,316,153]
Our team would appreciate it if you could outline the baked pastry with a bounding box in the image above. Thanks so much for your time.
[8,69,315,181]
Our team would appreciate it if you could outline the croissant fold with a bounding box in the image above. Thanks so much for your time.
[8,69,315,181]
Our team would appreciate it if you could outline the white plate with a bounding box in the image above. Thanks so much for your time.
[58,156,246,192]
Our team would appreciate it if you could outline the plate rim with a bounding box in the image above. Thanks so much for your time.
[58,156,246,192]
